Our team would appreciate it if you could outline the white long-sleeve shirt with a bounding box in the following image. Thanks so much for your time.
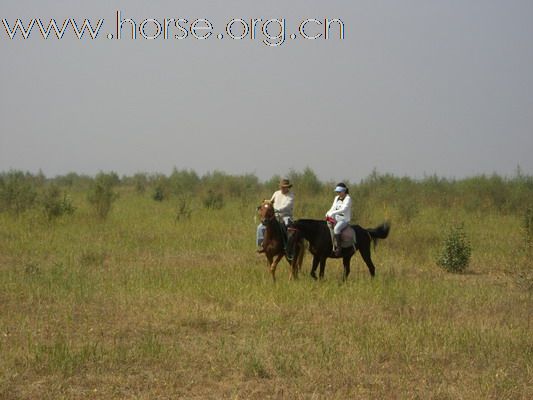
[326,194,352,223]
[270,190,294,219]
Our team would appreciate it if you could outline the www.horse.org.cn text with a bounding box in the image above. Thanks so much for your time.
[2,11,346,47]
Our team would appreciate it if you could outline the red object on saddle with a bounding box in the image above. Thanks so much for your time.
[326,216,336,225]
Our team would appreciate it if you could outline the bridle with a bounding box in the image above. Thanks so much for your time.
[259,201,276,225]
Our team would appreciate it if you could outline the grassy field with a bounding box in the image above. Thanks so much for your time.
[0,184,532,399]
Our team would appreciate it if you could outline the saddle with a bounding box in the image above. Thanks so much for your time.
[326,217,356,248]
[339,226,356,248]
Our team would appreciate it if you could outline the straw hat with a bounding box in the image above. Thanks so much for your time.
[279,178,292,189]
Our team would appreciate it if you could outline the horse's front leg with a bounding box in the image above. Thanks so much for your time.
[266,253,274,279]
[290,254,298,281]
[270,253,284,282]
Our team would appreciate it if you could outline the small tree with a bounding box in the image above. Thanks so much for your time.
[132,173,148,194]
[288,167,323,195]
[203,190,224,210]
[437,224,472,273]
[87,173,118,219]
[153,186,165,202]
[174,196,192,222]
[0,170,37,215]
[41,185,75,221]
[151,175,169,202]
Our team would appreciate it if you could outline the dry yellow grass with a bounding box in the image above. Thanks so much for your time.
[0,191,531,399]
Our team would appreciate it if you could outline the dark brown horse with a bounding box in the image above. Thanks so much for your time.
[287,219,390,281]
[257,200,304,281]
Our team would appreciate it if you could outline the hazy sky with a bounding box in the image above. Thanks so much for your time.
[1,1,532,182]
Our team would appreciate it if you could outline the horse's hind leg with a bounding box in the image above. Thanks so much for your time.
[319,258,327,280]
[359,245,376,277]
[342,256,351,281]
[310,255,320,280]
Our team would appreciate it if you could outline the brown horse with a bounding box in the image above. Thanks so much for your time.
[257,200,304,281]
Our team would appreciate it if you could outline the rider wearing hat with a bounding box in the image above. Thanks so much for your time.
[325,182,352,256]
[257,178,295,251]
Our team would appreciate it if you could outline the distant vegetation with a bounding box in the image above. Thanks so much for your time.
[2,166,532,218]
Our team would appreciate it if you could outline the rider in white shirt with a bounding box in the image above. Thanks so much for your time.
[325,182,352,256]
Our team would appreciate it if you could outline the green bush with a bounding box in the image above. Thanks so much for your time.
[436,224,472,273]
[169,168,200,195]
[0,170,37,214]
[41,185,76,220]
[203,190,224,210]
[87,173,118,219]
[174,196,192,222]
[52,172,93,189]
[288,167,323,195]
[132,173,148,194]
[151,175,170,202]
[153,185,165,202]
[200,170,259,199]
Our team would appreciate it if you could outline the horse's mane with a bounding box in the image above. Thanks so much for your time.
[293,218,325,226]
[291,219,326,238]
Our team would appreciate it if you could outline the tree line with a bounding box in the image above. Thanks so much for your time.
[1,167,532,220]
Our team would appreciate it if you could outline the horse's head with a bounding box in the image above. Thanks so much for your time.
[257,200,275,225]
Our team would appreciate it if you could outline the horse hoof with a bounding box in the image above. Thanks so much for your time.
[310,272,317,280]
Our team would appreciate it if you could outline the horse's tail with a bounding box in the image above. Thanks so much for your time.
[367,221,391,248]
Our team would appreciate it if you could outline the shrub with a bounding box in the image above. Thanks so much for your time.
[41,185,76,220]
[151,175,170,202]
[199,170,259,199]
[132,173,148,194]
[288,167,323,195]
[52,172,93,189]
[153,185,165,202]
[87,173,118,219]
[175,196,192,221]
[0,170,37,214]
[203,190,224,210]
[436,224,472,273]
[169,168,200,195]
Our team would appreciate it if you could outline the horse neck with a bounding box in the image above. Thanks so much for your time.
[294,220,324,245]
[264,216,282,237]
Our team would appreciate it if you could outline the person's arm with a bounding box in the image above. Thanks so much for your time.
[325,197,338,217]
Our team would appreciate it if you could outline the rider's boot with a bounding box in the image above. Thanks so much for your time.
[256,239,266,254]
[333,234,342,256]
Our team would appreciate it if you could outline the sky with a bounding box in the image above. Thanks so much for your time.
[1,0,532,182]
